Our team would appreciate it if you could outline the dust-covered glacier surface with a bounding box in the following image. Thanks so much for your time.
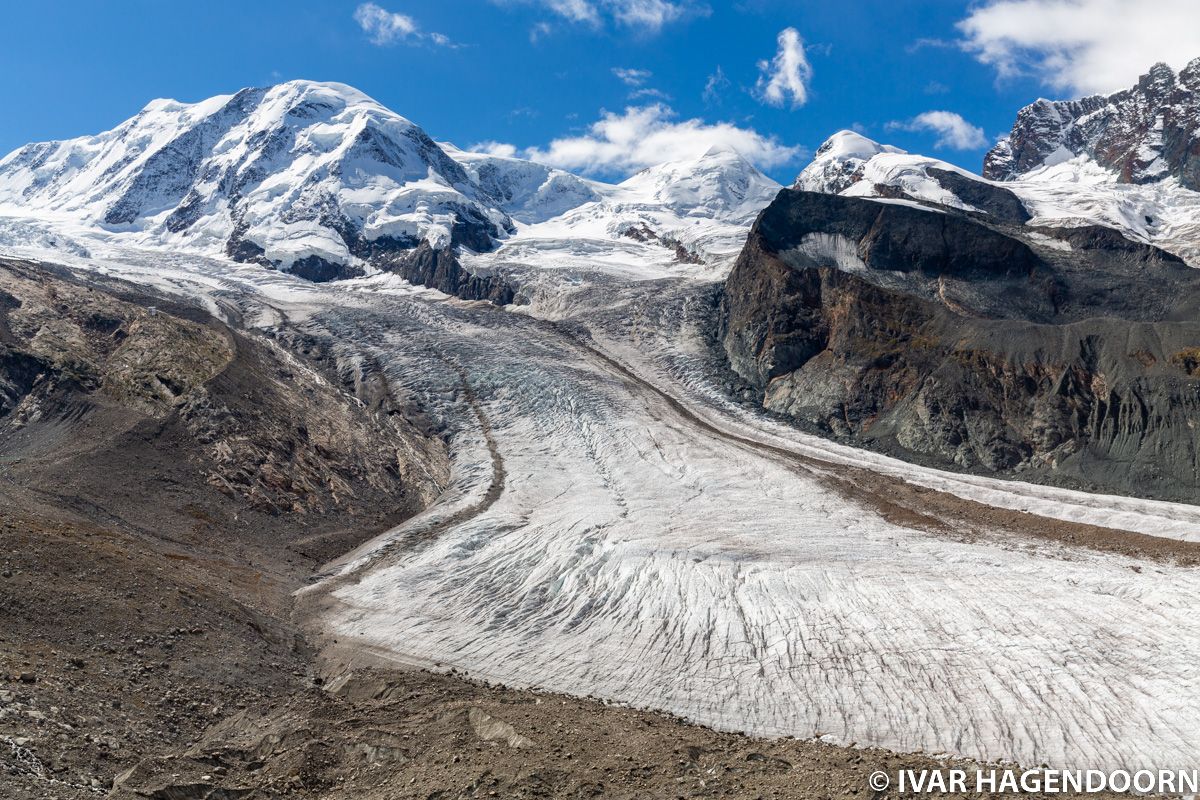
[7,240,1200,775]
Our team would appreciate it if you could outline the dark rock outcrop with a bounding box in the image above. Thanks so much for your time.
[926,167,1031,224]
[382,242,516,305]
[289,254,365,283]
[721,189,1200,501]
[986,58,1200,188]
[755,191,1042,279]
[1033,225,1186,265]
[621,223,704,264]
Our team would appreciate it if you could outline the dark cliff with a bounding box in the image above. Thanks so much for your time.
[721,189,1200,501]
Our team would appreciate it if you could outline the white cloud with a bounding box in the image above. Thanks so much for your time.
[354,3,416,44]
[497,0,706,34]
[353,3,454,46]
[755,28,813,109]
[509,104,801,175]
[472,141,520,158]
[606,0,698,30]
[629,87,671,100]
[888,111,988,150]
[613,67,652,86]
[703,66,730,105]
[957,0,1200,95]
[544,0,601,23]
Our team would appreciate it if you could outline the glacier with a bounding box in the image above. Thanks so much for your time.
[3,78,1200,778]
[2,234,1195,776]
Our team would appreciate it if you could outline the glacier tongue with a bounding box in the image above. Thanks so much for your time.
[307,273,1200,774]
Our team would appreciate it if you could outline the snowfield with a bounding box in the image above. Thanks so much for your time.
[4,232,1198,776]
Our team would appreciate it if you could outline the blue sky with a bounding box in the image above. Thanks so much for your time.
[2,1,1196,183]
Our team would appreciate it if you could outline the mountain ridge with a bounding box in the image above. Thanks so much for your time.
[0,79,779,283]
[985,58,1200,188]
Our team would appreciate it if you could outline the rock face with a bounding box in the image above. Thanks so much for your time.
[384,242,516,304]
[721,189,1200,501]
[797,128,1200,267]
[985,59,1200,188]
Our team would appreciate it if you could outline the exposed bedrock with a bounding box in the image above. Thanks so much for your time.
[721,190,1200,501]
[223,202,507,286]
[381,241,516,304]
[985,58,1200,189]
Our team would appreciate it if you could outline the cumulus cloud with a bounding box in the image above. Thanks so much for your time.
[497,0,707,34]
[491,104,801,175]
[613,67,652,86]
[888,111,988,150]
[353,3,454,46]
[957,0,1200,95]
[755,28,813,108]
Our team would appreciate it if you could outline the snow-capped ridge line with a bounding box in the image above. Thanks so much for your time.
[0,80,790,281]
[792,113,1200,266]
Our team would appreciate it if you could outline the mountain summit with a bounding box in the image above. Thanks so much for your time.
[0,81,515,280]
[793,130,905,195]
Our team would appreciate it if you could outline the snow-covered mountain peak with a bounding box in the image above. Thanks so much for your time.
[0,79,507,279]
[0,81,793,281]
[615,147,781,224]
[817,130,903,161]
[441,143,602,225]
[699,142,740,158]
[456,146,784,277]
[794,130,906,194]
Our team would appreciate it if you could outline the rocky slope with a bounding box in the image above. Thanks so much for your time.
[0,257,447,527]
[720,188,1200,502]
